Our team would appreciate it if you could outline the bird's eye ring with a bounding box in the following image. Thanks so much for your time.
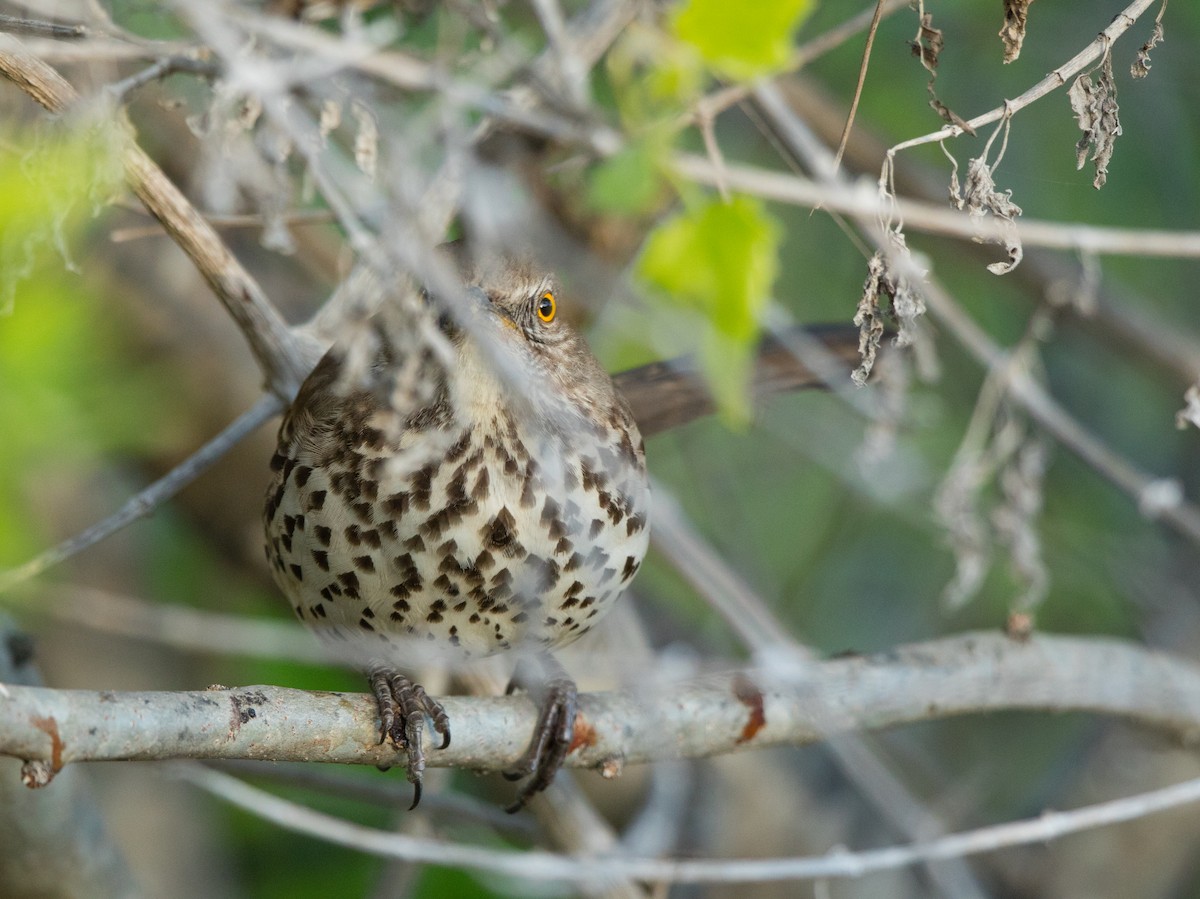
[536,291,556,323]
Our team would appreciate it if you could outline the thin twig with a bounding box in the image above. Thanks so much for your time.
[110,208,336,243]
[178,753,1200,884]
[0,13,88,40]
[833,0,886,172]
[887,0,1159,156]
[25,585,332,664]
[104,54,218,100]
[209,760,535,838]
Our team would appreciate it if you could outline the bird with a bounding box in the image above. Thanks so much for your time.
[263,252,651,811]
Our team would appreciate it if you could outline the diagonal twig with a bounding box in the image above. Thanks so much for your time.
[0,35,317,400]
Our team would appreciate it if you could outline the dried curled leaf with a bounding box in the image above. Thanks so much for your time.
[937,402,1048,613]
[999,0,1036,64]
[1068,54,1121,189]
[1132,18,1165,78]
[910,12,975,134]
[853,234,927,385]
[1177,384,1200,431]
[853,256,886,387]
[910,12,943,74]
[992,438,1049,613]
[936,448,991,610]
[949,155,1024,274]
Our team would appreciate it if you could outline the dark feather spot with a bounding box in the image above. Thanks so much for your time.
[383,492,409,516]
[471,468,490,500]
[622,555,640,581]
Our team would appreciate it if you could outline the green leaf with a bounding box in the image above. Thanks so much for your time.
[672,0,816,81]
[637,194,781,425]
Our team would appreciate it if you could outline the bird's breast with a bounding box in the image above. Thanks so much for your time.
[265,407,649,661]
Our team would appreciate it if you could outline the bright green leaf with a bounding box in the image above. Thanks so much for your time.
[672,0,816,82]
[637,194,781,424]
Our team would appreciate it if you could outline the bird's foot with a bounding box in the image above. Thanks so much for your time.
[503,656,578,813]
[368,666,451,810]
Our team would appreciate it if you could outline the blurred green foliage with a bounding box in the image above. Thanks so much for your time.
[638,195,781,425]
[673,0,816,81]
[0,126,172,567]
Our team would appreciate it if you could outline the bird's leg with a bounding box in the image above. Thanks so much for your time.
[367,663,451,810]
[502,653,578,813]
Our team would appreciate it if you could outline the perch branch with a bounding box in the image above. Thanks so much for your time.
[4,632,1200,772]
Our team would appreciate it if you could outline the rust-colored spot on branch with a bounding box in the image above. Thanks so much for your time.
[30,715,63,773]
[732,673,766,744]
[568,713,597,754]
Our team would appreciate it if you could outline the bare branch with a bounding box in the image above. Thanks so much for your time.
[673,153,1200,259]
[5,633,1200,773]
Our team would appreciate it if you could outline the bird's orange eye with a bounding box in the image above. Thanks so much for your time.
[536,291,556,323]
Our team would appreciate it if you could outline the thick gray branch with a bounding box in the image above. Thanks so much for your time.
[3,632,1200,779]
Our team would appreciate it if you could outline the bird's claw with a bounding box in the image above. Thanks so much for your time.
[368,667,451,810]
[504,667,578,814]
